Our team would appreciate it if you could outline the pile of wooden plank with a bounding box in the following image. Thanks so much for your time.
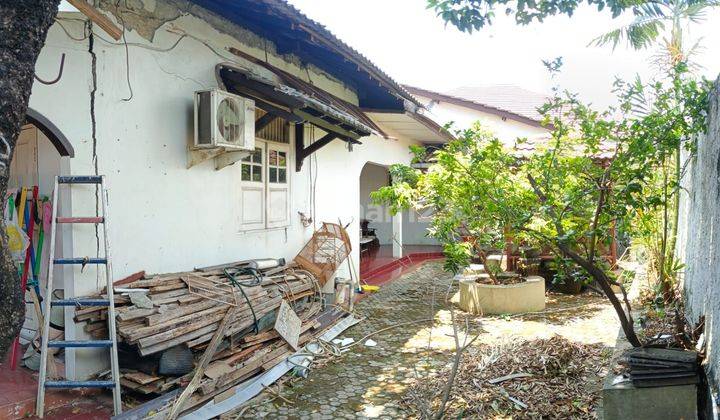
[74,262,330,408]
[117,311,326,400]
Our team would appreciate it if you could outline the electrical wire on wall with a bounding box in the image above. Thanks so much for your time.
[313,150,318,231]
[307,129,313,226]
[55,12,246,102]
[304,124,319,231]
[113,0,133,101]
[311,126,318,231]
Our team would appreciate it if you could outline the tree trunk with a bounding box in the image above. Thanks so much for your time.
[557,242,642,347]
[0,0,61,358]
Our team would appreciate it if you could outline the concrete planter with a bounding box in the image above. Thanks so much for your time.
[458,275,545,315]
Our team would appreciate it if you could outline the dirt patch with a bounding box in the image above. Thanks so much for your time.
[237,262,620,419]
[402,336,612,419]
[474,272,525,285]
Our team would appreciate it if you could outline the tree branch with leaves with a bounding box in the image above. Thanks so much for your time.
[372,64,709,347]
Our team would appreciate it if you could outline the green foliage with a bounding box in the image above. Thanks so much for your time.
[427,0,719,71]
[409,144,429,164]
[369,164,420,215]
[591,0,720,68]
[442,241,473,274]
[374,124,537,280]
[548,257,592,286]
[427,0,630,33]
[371,65,710,291]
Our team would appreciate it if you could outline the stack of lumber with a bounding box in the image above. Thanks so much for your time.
[77,264,320,354]
[117,314,324,398]
[74,262,328,404]
[119,269,319,356]
[115,309,343,419]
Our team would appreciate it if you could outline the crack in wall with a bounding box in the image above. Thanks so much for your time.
[88,24,102,288]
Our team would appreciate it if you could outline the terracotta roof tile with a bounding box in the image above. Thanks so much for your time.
[446,85,550,122]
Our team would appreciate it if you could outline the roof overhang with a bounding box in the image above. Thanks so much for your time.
[405,85,551,130]
[189,0,421,111]
[217,54,381,141]
[365,110,454,144]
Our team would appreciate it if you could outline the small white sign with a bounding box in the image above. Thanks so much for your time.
[274,300,301,350]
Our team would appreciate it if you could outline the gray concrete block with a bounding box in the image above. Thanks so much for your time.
[603,374,698,420]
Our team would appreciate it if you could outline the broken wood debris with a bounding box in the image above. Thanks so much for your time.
[487,372,532,384]
[74,261,343,416]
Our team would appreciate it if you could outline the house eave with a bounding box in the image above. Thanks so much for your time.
[404,85,552,130]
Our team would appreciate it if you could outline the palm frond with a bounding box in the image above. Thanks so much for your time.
[635,1,669,18]
[592,17,667,50]
[682,2,716,22]
[626,75,652,115]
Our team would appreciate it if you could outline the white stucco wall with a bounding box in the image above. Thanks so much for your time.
[413,94,549,143]
[359,163,392,245]
[677,78,720,394]
[402,209,436,246]
[28,7,419,378]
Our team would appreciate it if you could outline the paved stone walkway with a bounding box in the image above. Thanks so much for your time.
[234,261,619,419]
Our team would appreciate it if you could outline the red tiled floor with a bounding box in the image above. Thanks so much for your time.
[360,245,443,276]
[39,397,112,420]
[358,245,444,291]
[0,355,112,419]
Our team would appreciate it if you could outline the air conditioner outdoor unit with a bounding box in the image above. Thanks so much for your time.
[194,89,255,150]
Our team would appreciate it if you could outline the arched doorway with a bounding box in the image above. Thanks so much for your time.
[7,109,71,353]
[359,162,397,275]
[358,161,442,282]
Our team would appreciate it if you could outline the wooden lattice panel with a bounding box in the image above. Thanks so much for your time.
[294,222,351,286]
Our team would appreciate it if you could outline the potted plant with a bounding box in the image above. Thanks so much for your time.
[372,126,546,314]
[546,257,589,295]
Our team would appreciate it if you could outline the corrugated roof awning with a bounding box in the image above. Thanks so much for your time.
[189,0,420,111]
[217,51,385,141]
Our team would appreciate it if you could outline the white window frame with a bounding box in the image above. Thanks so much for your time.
[239,138,291,231]
[239,142,266,231]
[265,142,291,229]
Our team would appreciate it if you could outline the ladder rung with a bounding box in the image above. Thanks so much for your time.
[54,258,107,265]
[44,380,115,389]
[57,175,103,184]
[56,217,104,224]
[51,298,110,307]
[48,340,113,348]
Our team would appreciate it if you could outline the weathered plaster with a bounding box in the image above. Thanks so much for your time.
[95,0,359,104]
[677,77,720,392]
[96,0,183,42]
[28,10,417,378]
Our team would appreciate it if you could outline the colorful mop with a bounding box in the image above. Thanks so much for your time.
[10,187,39,370]
[32,199,51,287]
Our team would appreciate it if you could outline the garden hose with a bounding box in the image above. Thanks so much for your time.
[223,267,262,333]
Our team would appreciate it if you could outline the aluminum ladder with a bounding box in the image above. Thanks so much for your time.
[36,175,122,417]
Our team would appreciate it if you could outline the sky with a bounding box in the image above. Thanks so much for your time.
[59,1,720,109]
[286,0,720,109]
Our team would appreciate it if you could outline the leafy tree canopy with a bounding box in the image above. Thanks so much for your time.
[371,63,710,345]
[426,0,633,32]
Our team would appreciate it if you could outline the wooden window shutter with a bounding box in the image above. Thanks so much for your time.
[239,143,266,230]
[266,143,290,228]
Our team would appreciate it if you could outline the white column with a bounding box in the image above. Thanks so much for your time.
[392,210,403,258]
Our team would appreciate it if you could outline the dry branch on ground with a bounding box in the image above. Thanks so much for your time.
[402,336,611,419]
